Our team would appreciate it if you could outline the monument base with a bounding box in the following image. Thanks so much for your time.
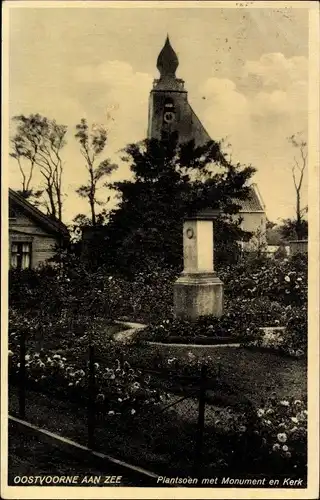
[173,272,224,321]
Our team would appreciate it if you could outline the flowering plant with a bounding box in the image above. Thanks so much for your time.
[220,254,307,306]
[205,396,307,475]
[8,347,169,415]
[252,396,307,471]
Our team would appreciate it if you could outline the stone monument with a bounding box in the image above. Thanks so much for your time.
[173,209,224,321]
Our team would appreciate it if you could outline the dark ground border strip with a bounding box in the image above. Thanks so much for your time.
[8,415,161,487]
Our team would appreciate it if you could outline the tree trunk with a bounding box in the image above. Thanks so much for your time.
[296,190,302,240]
[56,186,62,222]
[47,185,56,218]
[90,195,96,226]
[89,169,96,226]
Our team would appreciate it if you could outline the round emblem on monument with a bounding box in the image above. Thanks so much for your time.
[186,228,194,239]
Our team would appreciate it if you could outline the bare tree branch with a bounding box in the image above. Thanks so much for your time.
[74,118,117,225]
[288,132,308,240]
[10,114,67,220]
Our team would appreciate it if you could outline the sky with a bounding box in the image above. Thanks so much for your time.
[7,2,310,225]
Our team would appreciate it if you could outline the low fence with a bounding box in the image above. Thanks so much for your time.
[288,239,308,256]
[8,328,307,481]
[10,330,253,477]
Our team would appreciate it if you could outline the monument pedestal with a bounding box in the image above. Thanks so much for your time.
[173,214,224,321]
[174,272,223,321]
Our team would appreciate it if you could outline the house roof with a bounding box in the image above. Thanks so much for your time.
[234,184,265,213]
[9,189,70,240]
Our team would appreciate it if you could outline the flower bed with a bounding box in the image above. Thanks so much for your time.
[8,353,307,477]
[205,396,307,476]
[8,348,169,416]
[9,252,307,355]
[136,296,307,357]
[8,319,307,478]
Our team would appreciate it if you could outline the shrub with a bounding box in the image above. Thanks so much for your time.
[220,253,307,306]
[282,304,307,356]
[9,260,177,327]
[137,297,290,344]
[9,252,307,353]
[112,266,176,323]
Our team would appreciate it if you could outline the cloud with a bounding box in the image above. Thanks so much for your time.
[251,89,290,117]
[198,52,307,135]
[239,53,308,120]
[9,51,308,224]
[242,53,308,90]
[195,53,308,223]
[198,77,249,139]
[73,60,153,149]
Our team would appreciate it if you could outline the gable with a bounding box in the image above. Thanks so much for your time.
[233,185,265,213]
[9,189,69,240]
[9,202,55,237]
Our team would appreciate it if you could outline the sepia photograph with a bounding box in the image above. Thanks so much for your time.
[1,1,319,499]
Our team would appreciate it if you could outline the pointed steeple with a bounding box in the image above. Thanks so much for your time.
[156,35,179,79]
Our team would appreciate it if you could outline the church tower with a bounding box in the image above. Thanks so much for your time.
[148,36,211,146]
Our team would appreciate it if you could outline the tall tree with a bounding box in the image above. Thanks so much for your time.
[10,114,67,221]
[288,132,308,240]
[74,119,117,226]
[102,137,256,275]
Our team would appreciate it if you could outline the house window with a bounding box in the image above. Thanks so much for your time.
[11,242,32,270]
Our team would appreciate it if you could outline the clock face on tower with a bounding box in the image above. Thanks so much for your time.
[163,98,175,125]
[164,111,175,123]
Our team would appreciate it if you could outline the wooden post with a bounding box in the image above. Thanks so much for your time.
[19,330,26,419]
[87,343,95,449]
[195,364,207,473]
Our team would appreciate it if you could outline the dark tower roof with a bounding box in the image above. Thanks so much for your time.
[156,35,179,78]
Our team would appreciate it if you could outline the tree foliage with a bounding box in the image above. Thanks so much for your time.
[93,137,256,275]
[74,119,117,225]
[279,218,308,241]
[10,114,67,220]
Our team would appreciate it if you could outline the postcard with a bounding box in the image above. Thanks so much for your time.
[1,1,319,499]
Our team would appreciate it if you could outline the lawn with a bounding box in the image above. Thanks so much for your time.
[13,321,306,407]
[64,341,306,406]
[132,344,307,406]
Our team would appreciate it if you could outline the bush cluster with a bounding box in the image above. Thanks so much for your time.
[135,254,307,354]
[9,260,177,328]
[9,252,307,358]
[210,396,307,475]
[219,253,307,306]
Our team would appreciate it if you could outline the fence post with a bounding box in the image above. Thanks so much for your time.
[195,364,207,474]
[87,343,95,449]
[19,330,26,419]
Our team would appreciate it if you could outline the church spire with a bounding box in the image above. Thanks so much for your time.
[156,35,179,79]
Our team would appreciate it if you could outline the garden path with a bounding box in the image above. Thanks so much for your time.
[112,320,146,343]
